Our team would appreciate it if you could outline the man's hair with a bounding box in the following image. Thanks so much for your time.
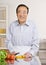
[16,4,29,14]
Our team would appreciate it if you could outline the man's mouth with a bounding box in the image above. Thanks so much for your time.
[20,17,24,19]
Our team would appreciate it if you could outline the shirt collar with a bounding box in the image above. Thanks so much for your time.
[25,20,30,26]
[16,20,30,26]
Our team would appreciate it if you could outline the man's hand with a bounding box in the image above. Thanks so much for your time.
[24,52,32,62]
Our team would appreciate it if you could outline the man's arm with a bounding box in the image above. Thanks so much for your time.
[30,23,40,57]
[5,25,15,53]
[24,22,40,61]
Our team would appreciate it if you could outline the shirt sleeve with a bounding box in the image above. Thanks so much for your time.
[29,22,40,57]
[5,24,15,53]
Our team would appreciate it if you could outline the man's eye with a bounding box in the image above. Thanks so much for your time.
[18,11,27,14]
[23,11,27,14]
[18,11,21,13]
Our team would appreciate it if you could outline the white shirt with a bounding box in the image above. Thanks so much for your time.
[5,19,39,56]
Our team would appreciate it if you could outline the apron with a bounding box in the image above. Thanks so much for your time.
[8,46,41,65]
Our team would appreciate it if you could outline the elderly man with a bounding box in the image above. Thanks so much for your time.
[6,4,41,65]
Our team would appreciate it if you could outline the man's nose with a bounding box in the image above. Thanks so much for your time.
[20,12,24,16]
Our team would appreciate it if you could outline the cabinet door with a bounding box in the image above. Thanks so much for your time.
[0,5,8,47]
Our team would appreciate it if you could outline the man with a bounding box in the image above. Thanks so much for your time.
[6,4,41,65]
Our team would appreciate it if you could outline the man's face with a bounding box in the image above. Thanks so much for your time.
[16,6,28,24]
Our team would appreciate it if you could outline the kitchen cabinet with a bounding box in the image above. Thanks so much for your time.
[39,39,46,65]
[0,5,8,47]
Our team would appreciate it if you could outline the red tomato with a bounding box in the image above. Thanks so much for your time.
[9,59,14,64]
[6,53,11,59]
[5,59,10,63]
[10,54,15,60]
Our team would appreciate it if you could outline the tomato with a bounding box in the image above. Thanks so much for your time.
[5,59,10,63]
[6,59,14,64]
[10,54,15,60]
[6,53,11,59]
[9,59,14,64]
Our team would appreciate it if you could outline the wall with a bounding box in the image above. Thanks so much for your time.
[0,0,46,39]
[32,0,46,39]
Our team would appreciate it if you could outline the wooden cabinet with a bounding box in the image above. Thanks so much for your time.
[39,39,46,65]
[0,5,8,47]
